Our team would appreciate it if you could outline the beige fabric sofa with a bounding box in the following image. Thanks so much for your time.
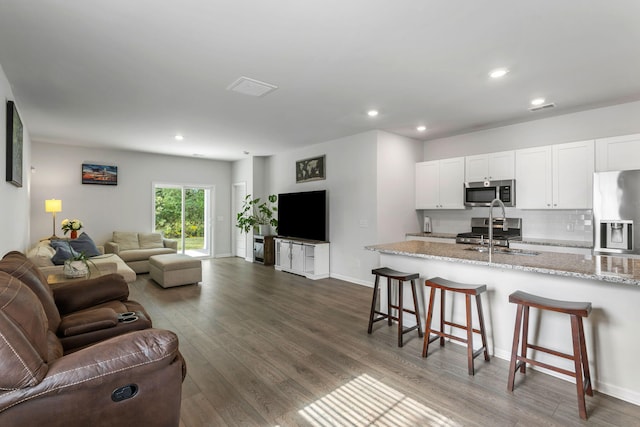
[105,232,177,274]
[26,241,137,283]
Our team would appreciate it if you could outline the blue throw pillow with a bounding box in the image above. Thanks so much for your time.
[69,232,101,257]
[51,245,81,265]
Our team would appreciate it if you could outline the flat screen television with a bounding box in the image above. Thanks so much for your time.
[277,190,327,241]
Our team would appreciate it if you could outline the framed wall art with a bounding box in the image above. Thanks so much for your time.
[82,163,118,185]
[5,100,23,187]
[296,155,325,183]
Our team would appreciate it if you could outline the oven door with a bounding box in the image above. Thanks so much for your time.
[464,182,498,207]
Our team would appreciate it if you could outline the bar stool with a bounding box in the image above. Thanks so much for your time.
[422,277,490,375]
[368,267,423,347]
[507,290,593,420]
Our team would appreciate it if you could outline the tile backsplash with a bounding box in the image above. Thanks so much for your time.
[422,208,593,242]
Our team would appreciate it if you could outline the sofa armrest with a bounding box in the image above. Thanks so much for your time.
[104,241,120,254]
[52,273,129,315]
[163,239,178,250]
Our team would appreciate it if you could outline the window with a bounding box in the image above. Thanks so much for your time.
[154,184,212,257]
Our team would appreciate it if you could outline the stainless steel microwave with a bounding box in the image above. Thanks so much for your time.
[464,179,515,207]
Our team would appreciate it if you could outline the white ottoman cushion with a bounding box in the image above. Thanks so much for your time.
[149,254,202,288]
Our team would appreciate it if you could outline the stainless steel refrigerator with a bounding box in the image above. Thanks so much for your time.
[593,169,640,257]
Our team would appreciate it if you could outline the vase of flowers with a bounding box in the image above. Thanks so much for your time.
[61,218,83,239]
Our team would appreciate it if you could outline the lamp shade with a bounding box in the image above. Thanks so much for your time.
[45,199,62,213]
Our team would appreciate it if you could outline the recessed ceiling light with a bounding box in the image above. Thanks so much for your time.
[531,98,546,106]
[489,68,509,79]
[175,134,184,141]
[367,110,379,117]
[417,125,427,132]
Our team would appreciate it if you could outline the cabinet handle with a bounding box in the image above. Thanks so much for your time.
[547,204,551,207]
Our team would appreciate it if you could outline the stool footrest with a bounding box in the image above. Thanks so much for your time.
[515,355,576,378]
[527,343,574,361]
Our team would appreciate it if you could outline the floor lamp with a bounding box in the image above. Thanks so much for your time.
[45,199,62,239]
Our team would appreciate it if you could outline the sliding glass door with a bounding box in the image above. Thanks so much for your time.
[154,184,211,257]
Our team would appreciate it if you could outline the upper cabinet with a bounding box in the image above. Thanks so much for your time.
[516,140,594,209]
[465,151,515,182]
[595,133,640,172]
[415,157,465,209]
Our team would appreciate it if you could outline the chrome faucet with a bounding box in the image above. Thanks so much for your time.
[488,198,508,260]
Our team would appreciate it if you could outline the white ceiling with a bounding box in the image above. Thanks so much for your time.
[1,1,639,161]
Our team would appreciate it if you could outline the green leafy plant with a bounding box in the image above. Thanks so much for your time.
[235,194,278,233]
[64,241,97,278]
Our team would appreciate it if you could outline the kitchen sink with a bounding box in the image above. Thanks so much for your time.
[464,246,540,256]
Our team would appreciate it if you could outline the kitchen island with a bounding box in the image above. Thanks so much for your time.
[366,240,640,405]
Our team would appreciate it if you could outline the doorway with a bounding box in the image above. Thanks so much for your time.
[154,184,212,257]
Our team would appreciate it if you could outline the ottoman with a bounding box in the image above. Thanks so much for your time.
[149,254,202,288]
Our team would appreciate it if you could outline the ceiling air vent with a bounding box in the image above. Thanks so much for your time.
[227,76,278,97]
[528,102,556,112]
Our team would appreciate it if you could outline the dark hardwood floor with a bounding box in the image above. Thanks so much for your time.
[127,257,640,426]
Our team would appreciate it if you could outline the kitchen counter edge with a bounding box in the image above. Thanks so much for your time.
[370,240,639,287]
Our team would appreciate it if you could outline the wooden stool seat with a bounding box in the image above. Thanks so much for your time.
[507,290,593,420]
[422,277,490,375]
[368,267,423,347]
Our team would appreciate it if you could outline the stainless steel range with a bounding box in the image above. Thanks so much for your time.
[456,217,523,247]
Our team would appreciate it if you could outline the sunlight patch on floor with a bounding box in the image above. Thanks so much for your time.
[298,374,461,426]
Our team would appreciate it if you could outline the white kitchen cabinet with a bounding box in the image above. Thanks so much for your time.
[415,157,465,209]
[465,151,515,182]
[274,238,329,280]
[595,133,640,172]
[515,140,594,209]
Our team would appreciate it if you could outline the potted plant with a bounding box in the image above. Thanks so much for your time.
[236,194,278,235]
[63,242,96,278]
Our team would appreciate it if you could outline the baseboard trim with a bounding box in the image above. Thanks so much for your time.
[329,273,372,288]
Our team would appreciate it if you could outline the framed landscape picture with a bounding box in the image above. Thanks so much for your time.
[82,163,118,185]
[5,100,23,187]
[296,155,325,183]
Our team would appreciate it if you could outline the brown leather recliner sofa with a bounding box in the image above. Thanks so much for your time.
[0,252,186,426]
[0,251,152,351]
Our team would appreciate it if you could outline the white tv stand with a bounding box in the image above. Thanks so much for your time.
[274,237,329,280]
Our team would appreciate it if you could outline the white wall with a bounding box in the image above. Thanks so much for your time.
[266,131,379,285]
[30,142,232,256]
[0,63,31,254]
[264,130,421,285]
[376,131,423,244]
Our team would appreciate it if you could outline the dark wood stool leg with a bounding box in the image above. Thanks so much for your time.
[571,314,588,420]
[422,287,436,357]
[398,279,404,347]
[367,275,380,334]
[387,278,393,326]
[475,294,490,361]
[465,294,474,375]
[439,288,446,346]
[577,317,593,397]
[520,305,530,374]
[410,279,423,338]
[507,303,524,392]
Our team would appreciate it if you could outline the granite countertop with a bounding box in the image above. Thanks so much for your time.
[367,240,640,287]
[405,232,592,249]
